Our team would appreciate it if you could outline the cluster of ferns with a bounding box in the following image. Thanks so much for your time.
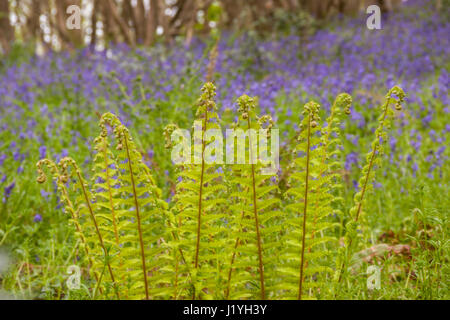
[36,82,405,300]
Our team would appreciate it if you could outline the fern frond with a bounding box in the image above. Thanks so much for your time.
[99,113,170,300]
[338,86,405,282]
[349,87,405,224]
[224,95,281,300]
[282,100,342,300]
[37,159,104,297]
[169,83,229,299]
[58,157,121,299]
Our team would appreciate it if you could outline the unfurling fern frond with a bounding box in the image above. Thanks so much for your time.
[349,87,405,226]
[338,86,405,282]
[168,83,228,299]
[37,113,170,300]
[281,97,347,300]
[58,157,121,299]
[96,113,169,300]
[37,159,104,298]
[225,95,281,300]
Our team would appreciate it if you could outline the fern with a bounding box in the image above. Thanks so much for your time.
[337,86,405,282]
[280,97,348,300]
[37,113,170,300]
[225,95,281,300]
[96,113,170,299]
[168,83,228,299]
[37,159,104,297]
[62,157,122,298]
[35,82,405,300]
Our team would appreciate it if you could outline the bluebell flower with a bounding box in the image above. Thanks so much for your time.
[39,146,47,159]
[373,181,382,189]
[412,163,419,177]
[40,189,51,200]
[345,152,359,171]
[3,182,15,202]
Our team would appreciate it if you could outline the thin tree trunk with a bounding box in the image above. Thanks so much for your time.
[106,0,135,46]
[136,0,147,43]
[100,0,116,44]
[0,0,14,54]
[25,0,41,45]
[124,0,139,43]
[184,0,197,46]
[158,0,172,44]
[145,0,159,46]
[91,0,99,47]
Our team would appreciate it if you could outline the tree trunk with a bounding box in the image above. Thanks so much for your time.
[145,0,159,46]
[0,0,14,54]
[184,0,197,46]
[25,0,41,42]
[136,0,147,43]
[106,0,135,46]
[91,0,99,47]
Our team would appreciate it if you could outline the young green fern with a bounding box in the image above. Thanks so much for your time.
[37,113,170,300]
[97,113,170,299]
[225,95,281,300]
[65,157,122,299]
[34,82,405,300]
[91,130,124,293]
[337,86,406,282]
[39,157,121,298]
[310,93,352,244]
[36,159,104,297]
[168,83,228,299]
[281,96,349,300]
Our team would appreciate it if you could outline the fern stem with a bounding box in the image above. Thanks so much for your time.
[354,151,376,223]
[75,171,120,300]
[298,113,312,300]
[225,239,239,300]
[123,135,149,300]
[194,105,208,285]
[247,117,266,300]
[356,97,391,219]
